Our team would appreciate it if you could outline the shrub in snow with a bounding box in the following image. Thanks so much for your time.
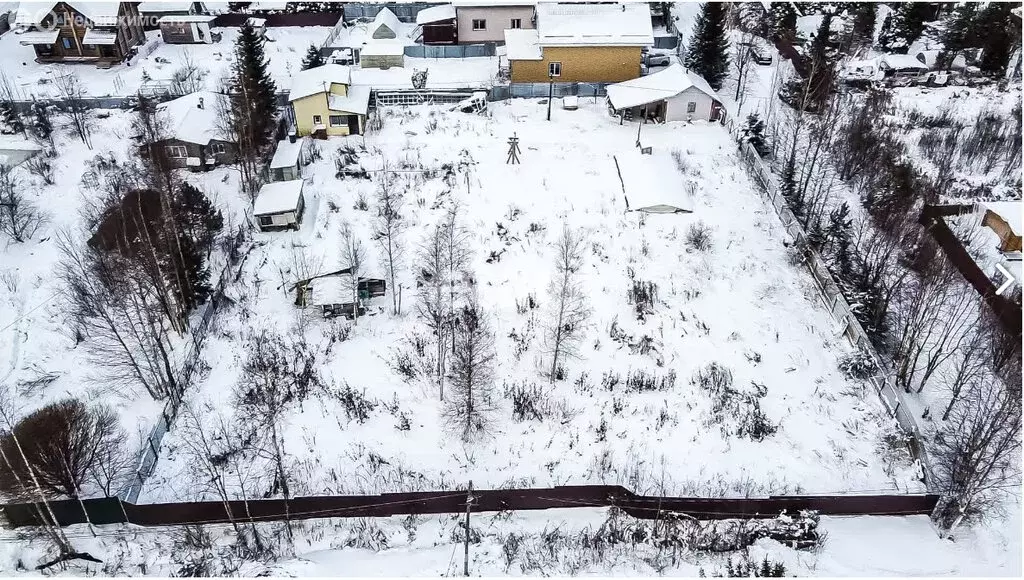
[627,273,658,322]
[685,221,714,252]
[838,349,878,380]
[325,382,377,424]
[624,369,677,393]
[671,148,702,177]
[504,381,550,422]
[704,555,787,577]
[390,349,417,382]
[692,363,778,441]
[344,519,389,550]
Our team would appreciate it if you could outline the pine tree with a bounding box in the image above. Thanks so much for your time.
[938,3,978,68]
[29,99,53,147]
[768,1,797,42]
[0,101,22,135]
[850,3,877,50]
[231,19,278,151]
[780,150,804,219]
[300,43,325,70]
[975,2,1016,75]
[175,182,224,256]
[805,12,836,109]
[741,112,768,156]
[877,2,934,54]
[827,202,854,279]
[684,2,731,90]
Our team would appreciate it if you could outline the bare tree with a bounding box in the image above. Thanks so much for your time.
[441,205,471,355]
[215,81,263,200]
[339,221,366,324]
[23,151,55,186]
[418,223,450,398]
[52,68,93,148]
[939,327,990,421]
[0,399,120,499]
[0,164,46,243]
[732,30,756,106]
[233,329,320,543]
[932,379,1021,531]
[373,169,406,316]
[87,422,135,498]
[444,289,496,441]
[544,224,590,383]
[169,50,209,97]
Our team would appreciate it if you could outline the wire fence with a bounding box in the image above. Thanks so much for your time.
[726,119,936,490]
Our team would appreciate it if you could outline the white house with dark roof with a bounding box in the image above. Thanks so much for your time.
[606,64,724,123]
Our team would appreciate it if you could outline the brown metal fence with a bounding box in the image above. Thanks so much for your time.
[2,486,940,529]
[213,12,343,27]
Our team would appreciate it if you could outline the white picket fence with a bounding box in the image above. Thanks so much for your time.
[726,120,935,490]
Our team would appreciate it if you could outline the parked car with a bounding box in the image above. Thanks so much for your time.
[646,53,672,67]
[749,47,772,65]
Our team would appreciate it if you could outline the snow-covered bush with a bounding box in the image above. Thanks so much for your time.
[504,381,551,422]
[627,272,658,321]
[685,221,714,252]
[324,382,377,424]
[692,363,777,441]
[624,369,677,392]
[838,348,878,380]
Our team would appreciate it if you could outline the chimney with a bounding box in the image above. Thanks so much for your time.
[288,132,297,144]
[197,96,204,109]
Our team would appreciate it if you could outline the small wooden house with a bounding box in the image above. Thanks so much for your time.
[606,64,724,123]
[155,91,237,169]
[254,180,305,231]
[269,136,312,182]
[158,14,218,44]
[360,42,405,69]
[15,1,145,67]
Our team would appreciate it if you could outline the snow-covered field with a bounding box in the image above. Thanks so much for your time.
[137,99,922,506]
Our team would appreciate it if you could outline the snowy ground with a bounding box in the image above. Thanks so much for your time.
[138,99,923,508]
[0,505,1019,576]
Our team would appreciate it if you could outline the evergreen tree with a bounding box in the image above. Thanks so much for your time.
[805,12,836,109]
[741,112,768,156]
[0,101,22,135]
[684,2,731,91]
[975,2,1016,75]
[768,1,797,42]
[780,150,804,220]
[231,19,278,151]
[29,99,53,147]
[877,2,934,54]
[938,3,978,68]
[175,182,224,256]
[850,3,877,50]
[300,44,325,70]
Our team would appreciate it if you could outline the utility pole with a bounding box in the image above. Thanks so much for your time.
[546,73,554,121]
[463,480,474,577]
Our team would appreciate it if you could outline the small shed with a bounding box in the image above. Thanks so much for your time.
[360,42,405,69]
[0,136,43,168]
[606,64,723,123]
[269,136,312,182]
[416,4,457,45]
[254,180,305,231]
[879,54,928,77]
[370,7,401,40]
[158,14,217,44]
[614,151,694,214]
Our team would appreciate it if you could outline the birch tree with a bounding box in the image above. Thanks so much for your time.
[444,290,496,441]
[544,224,590,383]
[339,221,366,324]
[373,169,405,316]
[418,223,450,398]
[53,68,92,149]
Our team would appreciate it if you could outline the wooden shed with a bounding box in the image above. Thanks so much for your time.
[254,180,305,231]
[416,4,457,45]
[158,14,217,44]
[269,136,312,182]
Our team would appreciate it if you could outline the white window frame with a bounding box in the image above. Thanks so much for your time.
[329,114,346,127]
[166,145,187,158]
[509,18,522,29]
[312,114,323,126]
[472,19,486,31]
[548,61,561,77]
[686,101,697,113]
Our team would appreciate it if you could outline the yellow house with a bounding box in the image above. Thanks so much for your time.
[288,64,372,137]
[504,3,653,84]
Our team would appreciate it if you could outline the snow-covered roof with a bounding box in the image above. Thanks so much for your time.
[247,17,266,27]
[82,28,119,45]
[138,1,195,13]
[416,4,456,25]
[156,91,230,145]
[361,42,405,56]
[0,135,43,153]
[614,151,694,214]
[158,14,216,23]
[16,1,121,26]
[327,85,372,116]
[536,2,653,47]
[254,180,304,216]
[981,201,1022,237]
[249,1,287,10]
[289,64,352,101]
[270,137,306,169]
[370,7,401,39]
[17,28,59,45]
[880,53,928,72]
[503,28,542,60]
[606,64,718,110]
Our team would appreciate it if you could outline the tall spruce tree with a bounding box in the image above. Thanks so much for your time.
[768,1,797,42]
[938,3,978,68]
[300,44,325,70]
[805,12,836,110]
[684,2,731,91]
[975,2,1016,75]
[850,3,877,50]
[878,2,934,54]
[175,182,224,256]
[232,20,278,151]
